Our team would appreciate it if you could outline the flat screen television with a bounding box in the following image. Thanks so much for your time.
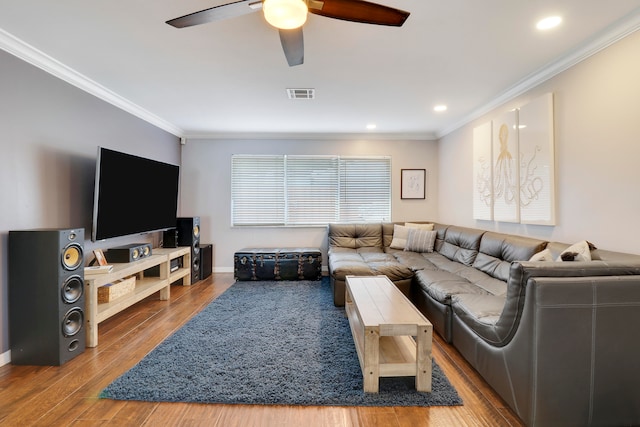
[92,147,180,241]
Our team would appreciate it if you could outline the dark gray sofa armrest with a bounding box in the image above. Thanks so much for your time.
[454,272,640,427]
[454,261,640,346]
[513,260,640,278]
[513,273,640,426]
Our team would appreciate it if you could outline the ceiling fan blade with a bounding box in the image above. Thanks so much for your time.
[166,0,263,28]
[279,28,304,66]
[308,0,409,26]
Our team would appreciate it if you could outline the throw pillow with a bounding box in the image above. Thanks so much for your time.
[405,222,435,231]
[556,240,595,262]
[404,229,437,253]
[389,224,410,249]
[529,248,553,262]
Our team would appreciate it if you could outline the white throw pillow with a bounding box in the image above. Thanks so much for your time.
[556,240,592,262]
[529,248,553,262]
[389,224,410,249]
[405,222,435,231]
[404,229,437,253]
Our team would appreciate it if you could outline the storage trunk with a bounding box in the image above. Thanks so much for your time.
[234,248,322,281]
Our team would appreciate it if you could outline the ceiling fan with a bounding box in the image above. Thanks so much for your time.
[166,0,410,66]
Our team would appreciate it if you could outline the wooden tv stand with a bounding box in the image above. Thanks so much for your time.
[84,246,191,347]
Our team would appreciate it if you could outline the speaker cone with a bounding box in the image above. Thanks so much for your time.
[62,308,84,337]
[193,225,200,238]
[132,248,140,259]
[61,275,84,304]
[61,244,83,271]
[142,246,150,256]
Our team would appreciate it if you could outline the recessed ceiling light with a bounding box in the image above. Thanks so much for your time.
[536,16,562,31]
[434,105,447,112]
[366,123,377,130]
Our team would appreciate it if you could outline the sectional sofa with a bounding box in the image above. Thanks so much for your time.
[327,221,640,427]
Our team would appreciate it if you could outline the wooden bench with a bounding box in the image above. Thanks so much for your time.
[345,275,433,393]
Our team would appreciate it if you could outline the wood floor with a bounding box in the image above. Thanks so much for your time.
[0,273,525,426]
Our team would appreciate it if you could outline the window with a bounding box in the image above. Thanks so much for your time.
[231,155,391,226]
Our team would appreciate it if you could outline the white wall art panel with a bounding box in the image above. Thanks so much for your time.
[492,110,519,223]
[519,93,556,225]
[473,121,493,220]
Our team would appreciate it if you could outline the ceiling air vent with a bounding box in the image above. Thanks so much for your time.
[287,88,315,99]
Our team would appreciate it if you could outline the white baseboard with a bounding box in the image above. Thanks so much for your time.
[213,267,234,273]
[1,350,10,367]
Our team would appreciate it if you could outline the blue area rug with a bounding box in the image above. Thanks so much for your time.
[100,278,462,407]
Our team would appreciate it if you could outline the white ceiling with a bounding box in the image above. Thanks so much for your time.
[0,1,639,139]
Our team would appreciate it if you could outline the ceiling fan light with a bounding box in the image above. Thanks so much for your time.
[263,0,308,30]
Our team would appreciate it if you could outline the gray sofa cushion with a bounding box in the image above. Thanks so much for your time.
[438,226,485,266]
[455,266,508,296]
[451,293,505,325]
[450,293,507,345]
[473,232,547,281]
[328,250,375,280]
[328,247,414,282]
[358,252,413,280]
[420,252,472,275]
[414,269,489,304]
[391,251,439,271]
[328,223,382,249]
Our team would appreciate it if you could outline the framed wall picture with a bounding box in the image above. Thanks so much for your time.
[401,169,426,199]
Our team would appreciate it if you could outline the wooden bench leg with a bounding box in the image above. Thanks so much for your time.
[363,326,380,393]
[415,325,433,392]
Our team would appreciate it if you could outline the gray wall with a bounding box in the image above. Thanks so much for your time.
[179,138,439,271]
[0,49,181,359]
[438,29,640,254]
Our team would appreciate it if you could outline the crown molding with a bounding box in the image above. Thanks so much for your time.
[436,8,640,138]
[0,28,184,138]
[183,131,437,141]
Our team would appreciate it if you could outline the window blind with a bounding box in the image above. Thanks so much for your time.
[339,157,391,222]
[231,154,391,226]
[231,155,285,226]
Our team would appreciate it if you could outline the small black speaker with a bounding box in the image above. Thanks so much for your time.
[200,243,212,280]
[176,217,200,283]
[9,228,86,366]
[163,228,178,248]
[105,243,152,263]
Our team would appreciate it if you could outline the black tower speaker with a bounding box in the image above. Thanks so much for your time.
[176,217,200,283]
[200,243,212,280]
[8,228,86,365]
